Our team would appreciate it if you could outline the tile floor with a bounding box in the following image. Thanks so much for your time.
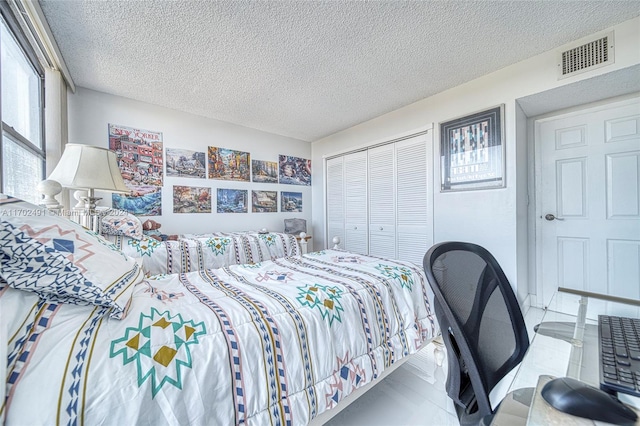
[324,304,546,426]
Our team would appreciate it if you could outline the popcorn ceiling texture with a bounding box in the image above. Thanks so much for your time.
[39,1,639,142]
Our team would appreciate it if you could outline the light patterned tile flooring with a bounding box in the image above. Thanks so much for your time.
[324,305,545,426]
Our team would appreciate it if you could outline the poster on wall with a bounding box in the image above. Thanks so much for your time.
[217,188,248,213]
[440,105,505,192]
[279,155,311,186]
[173,185,211,213]
[208,147,250,182]
[109,123,163,216]
[251,160,278,183]
[252,190,277,212]
[166,148,206,178]
[281,191,302,212]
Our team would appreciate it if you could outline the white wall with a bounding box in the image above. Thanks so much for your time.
[67,88,311,236]
[311,17,640,297]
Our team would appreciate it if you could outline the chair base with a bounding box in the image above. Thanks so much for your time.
[480,387,534,426]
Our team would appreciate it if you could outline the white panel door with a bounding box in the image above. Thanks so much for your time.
[368,144,396,258]
[538,97,640,304]
[344,151,368,254]
[326,156,345,248]
[396,134,431,265]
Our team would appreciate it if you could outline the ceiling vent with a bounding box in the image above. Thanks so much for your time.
[558,31,614,79]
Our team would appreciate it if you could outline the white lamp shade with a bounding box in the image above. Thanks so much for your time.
[48,144,130,193]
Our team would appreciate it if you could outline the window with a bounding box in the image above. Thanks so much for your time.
[0,8,44,204]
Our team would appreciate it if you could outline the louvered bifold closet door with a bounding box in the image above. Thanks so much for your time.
[326,156,345,248]
[368,144,396,259]
[343,151,368,255]
[396,134,431,265]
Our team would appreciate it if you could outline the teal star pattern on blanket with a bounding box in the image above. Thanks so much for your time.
[127,236,161,257]
[258,234,276,246]
[109,308,206,397]
[375,264,414,291]
[205,237,230,255]
[297,284,344,326]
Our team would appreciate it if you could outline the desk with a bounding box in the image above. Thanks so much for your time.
[494,289,640,425]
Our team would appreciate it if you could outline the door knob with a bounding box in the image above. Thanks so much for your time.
[544,214,564,221]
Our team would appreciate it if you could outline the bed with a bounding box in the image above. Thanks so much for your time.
[1,195,439,425]
[104,231,301,277]
[99,210,302,277]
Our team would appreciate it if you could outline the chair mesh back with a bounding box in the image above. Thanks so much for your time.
[424,242,529,422]
[433,250,516,385]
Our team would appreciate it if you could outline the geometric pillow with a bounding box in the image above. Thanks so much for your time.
[0,195,143,319]
[101,209,143,240]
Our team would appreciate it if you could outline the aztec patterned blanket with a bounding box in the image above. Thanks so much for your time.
[2,250,438,426]
[104,232,301,276]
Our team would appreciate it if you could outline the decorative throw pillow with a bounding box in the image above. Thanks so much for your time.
[0,195,143,319]
[101,210,143,240]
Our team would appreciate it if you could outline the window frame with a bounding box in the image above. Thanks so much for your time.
[0,1,46,195]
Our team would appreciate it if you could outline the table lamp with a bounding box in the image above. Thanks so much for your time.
[48,144,130,232]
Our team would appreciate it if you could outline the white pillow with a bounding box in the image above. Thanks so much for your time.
[101,209,143,240]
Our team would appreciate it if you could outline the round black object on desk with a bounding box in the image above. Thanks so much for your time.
[541,377,637,425]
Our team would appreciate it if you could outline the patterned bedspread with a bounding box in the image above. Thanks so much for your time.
[105,231,301,276]
[2,249,438,426]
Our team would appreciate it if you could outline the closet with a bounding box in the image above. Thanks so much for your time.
[325,130,433,265]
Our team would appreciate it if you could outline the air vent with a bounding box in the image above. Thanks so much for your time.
[558,31,614,79]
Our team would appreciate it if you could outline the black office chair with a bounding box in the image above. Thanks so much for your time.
[423,242,531,425]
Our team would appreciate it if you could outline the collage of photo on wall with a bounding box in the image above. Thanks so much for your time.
[107,123,309,215]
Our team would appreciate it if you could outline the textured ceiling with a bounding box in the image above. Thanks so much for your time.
[39,1,640,142]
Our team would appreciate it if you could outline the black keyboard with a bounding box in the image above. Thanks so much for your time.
[599,315,640,397]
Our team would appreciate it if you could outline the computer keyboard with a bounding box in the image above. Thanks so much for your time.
[599,315,640,397]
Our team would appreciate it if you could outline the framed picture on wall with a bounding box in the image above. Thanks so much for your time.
[109,123,163,215]
[252,160,278,183]
[281,191,302,212]
[251,190,277,212]
[166,148,206,178]
[217,188,248,213]
[208,147,250,182]
[440,105,505,192]
[279,155,311,186]
[173,185,211,213]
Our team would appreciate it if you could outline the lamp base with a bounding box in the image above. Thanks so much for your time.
[79,195,103,233]
[73,190,89,209]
